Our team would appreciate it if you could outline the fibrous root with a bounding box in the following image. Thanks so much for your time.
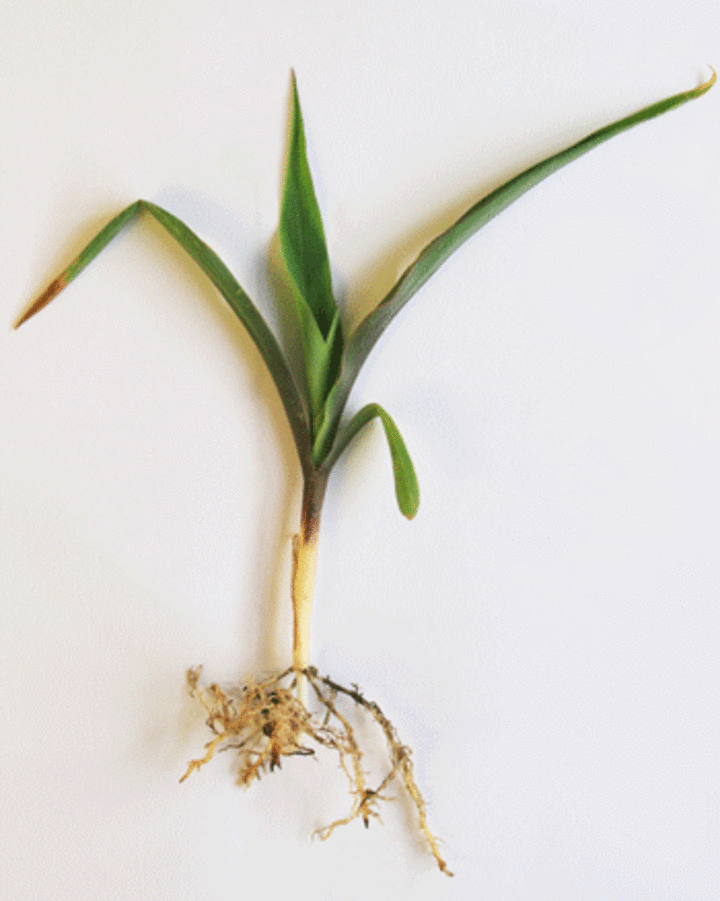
[181,666,452,876]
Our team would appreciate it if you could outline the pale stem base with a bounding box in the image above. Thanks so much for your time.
[291,531,318,704]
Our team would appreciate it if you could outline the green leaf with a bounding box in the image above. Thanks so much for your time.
[15,199,313,468]
[323,402,419,519]
[312,70,716,465]
[280,72,343,421]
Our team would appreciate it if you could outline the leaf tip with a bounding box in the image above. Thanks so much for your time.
[403,487,420,520]
[701,66,717,93]
[14,275,68,328]
[290,68,300,105]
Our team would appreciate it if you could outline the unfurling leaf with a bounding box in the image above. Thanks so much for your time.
[280,72,343,423]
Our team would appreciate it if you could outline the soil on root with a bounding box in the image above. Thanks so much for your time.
[181,665,452,876]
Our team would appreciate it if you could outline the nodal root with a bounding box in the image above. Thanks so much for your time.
[182,666,452,876]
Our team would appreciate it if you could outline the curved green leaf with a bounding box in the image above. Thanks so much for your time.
[323,402,419,519]
[15,199,313,468]
[280,72,343,420]
[313,70,716,464]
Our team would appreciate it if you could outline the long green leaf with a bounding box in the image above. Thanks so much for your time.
[322,402,419,519]
[280,72,343,421]
[313,70,716,464]
[15,199,313,467]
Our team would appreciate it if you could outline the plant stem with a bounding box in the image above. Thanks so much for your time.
[292,471,327,702]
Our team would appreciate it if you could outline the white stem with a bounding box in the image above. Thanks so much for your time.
[292,531,318,705]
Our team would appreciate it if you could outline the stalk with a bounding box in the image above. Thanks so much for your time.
[292,470,327,702]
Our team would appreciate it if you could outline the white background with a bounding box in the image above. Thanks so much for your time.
[1,3,718,899]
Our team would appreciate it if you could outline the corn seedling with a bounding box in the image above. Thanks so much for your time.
[15,70,715,875]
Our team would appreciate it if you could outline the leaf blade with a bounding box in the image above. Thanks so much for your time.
[313,70,716,464]
[324,402,420,519]
[16,200,313,467]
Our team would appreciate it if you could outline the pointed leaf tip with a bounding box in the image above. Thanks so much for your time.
[700,66,716,93]
[14,276,68,327]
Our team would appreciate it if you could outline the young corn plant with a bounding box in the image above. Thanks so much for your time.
[15,70,714,875]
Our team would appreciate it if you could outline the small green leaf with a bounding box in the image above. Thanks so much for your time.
[323,402,419,519]
[15,200,313,468]
[280,72,343,420]
[313,70,716,464]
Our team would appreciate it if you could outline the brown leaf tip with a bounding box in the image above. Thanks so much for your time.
[14,276,68,328]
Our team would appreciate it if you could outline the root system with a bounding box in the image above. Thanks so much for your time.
[181,666,452,876]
